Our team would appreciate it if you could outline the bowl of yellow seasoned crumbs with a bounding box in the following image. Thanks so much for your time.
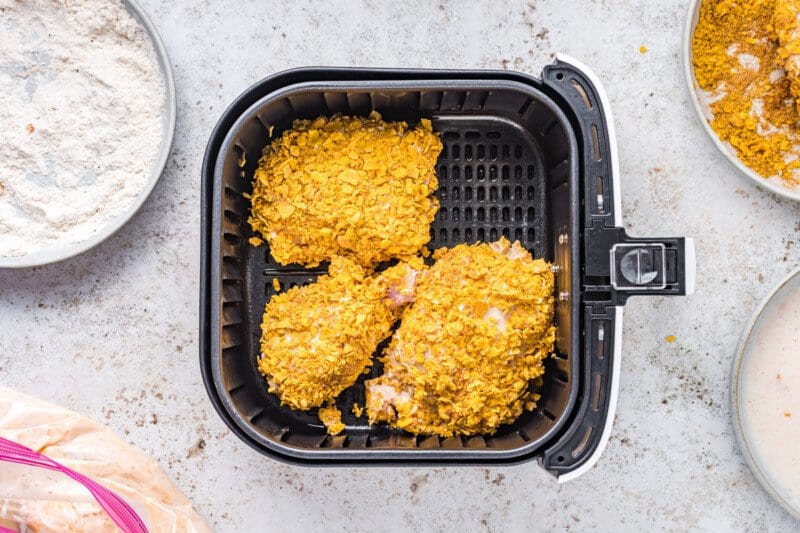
[684,0,800,201]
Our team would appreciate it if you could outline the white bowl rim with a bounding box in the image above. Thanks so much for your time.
[682,0,800,203]
[0,0,177,268]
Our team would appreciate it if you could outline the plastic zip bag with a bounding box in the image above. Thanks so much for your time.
[0,387,210,532]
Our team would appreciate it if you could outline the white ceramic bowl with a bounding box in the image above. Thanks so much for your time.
[731,267,800,519]
[0,0,177,268]
[682,0,800,202]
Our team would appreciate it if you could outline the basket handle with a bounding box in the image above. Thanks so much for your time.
[0,437,148,533]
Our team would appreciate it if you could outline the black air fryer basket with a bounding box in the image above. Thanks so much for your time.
[200,58,695,479]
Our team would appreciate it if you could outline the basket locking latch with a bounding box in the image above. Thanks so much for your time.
[583,222,694,305]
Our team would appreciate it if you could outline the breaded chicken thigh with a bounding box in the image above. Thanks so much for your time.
[365,238,555,437]
[258,256,423,432]
[248,112,442,268]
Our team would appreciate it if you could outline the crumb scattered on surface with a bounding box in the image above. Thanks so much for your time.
[639,44,648,53]
[665,335,677,343]
[248,236,263,247]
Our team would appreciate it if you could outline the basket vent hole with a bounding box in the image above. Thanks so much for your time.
[464,145,473,161]
[452,145,461,160]
[502,227,510,239]
[439,165,448,179]
[527,207,535,222]
[224,186,241,199]
[596,323,606,359]
[591,374,603,411]
[439,228,448,243]
[526,187,535,200]
[501,166,510,181]
[223,210,243,224]
[451,166,460,180]
[451,186,460,200]
[223,233,242,245]
[477,228,485,240]
[489,186,498,202]
[477,166,485,181]
[489,228,498,240]
[464,130,481,140]
[464,166,472,181]
[489,166,498,182]
[477,207,485,222]
[476,144,486,161]
[501,207,510,221]
[514,206,523,221]
[489,206,498,222]
[452,228,461,242]
[486,131,502,139]
[464,207,473,222]
[439,209,448,222]
[595,176,605,212]
[571,79,593,109]
[527,165,536,180]
[464,187,473,201]
[489,145,498,160]
[572,427,594,458]
[514,145,523,159]
[527,228,535,242]
[502,187,510,202]
[501,145,510,159]
[465,228,473,240]
[515,165,523,180]
[443,131,460,140]
[439,186,447,200]
[591,124,601,161]
[477,186,485,201]
[452,207,460,222]
[514,227,523,241]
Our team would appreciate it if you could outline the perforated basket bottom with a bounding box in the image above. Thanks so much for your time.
[237,114,558,447]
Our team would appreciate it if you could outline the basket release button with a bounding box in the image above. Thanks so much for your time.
[610,243,666,291]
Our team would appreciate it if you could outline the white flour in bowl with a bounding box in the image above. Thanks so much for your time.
[0,0,166,258]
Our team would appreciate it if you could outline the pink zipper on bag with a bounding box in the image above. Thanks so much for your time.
[0,436,148,533]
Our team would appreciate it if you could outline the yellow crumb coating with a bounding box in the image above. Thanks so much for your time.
[258,256,424,412]
[318,405,345,435]
[248,112,443,268]
[692,0,800,185]
[365,238,555,437]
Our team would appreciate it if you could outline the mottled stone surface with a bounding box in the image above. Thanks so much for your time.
[2,1,799,531]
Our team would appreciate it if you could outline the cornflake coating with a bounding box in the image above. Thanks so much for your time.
[248,112,443,268]
[365,238,556,437]
[318,405,345,435]
[258,255,424,429]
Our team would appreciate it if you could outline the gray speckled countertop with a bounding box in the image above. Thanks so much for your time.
[2,1,800,531]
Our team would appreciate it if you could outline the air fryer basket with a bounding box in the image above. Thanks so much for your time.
[200,59,694,478]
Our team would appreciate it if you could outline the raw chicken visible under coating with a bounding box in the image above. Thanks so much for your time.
[258,256,424,424]
[248,112,443,268]
[365,238,556,437]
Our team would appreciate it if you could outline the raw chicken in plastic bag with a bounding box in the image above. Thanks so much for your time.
[0,387,210,532]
